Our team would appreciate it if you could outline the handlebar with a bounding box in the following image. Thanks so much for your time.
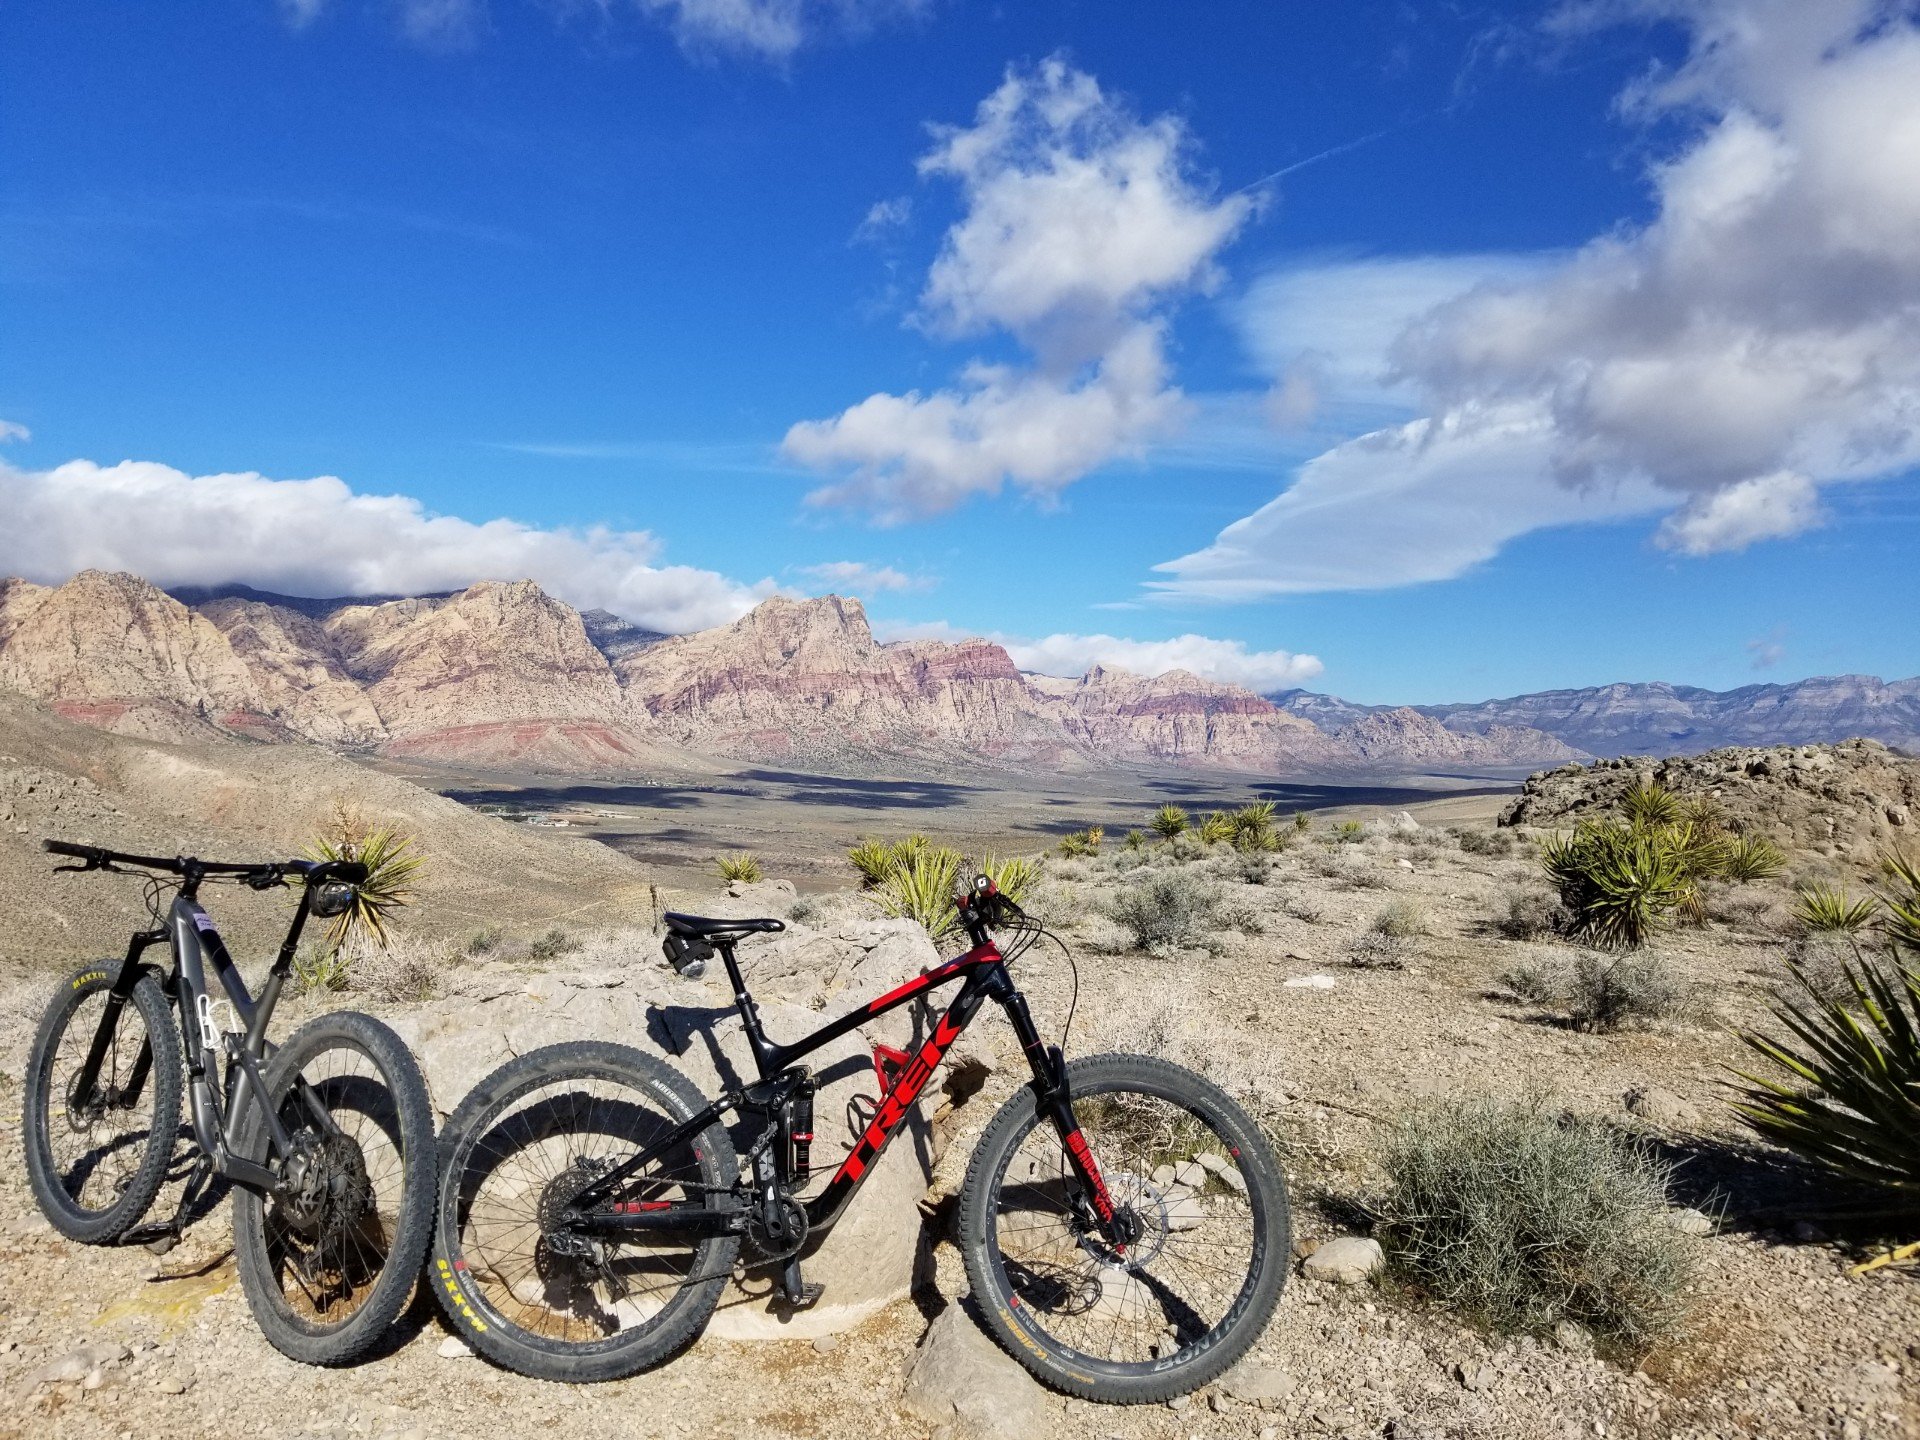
[42,839,367,889]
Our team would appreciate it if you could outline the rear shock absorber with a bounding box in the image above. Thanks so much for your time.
[788,1076,817,1184]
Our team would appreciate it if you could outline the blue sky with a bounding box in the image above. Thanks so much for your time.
[2,0,1915,703]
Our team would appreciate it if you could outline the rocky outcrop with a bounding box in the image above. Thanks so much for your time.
[1331,707,1586,769]
[1043,665,1343,771]
[617,595,1079,768]
[197,596,388,746]
[0,571,279,741]
[1500,739,1920,863]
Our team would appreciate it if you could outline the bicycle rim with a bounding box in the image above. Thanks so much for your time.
[40,986,170,1219]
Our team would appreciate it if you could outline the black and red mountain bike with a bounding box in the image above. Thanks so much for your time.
[430,876,1290,1401]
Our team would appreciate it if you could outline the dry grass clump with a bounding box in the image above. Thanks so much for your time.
[525,927,580,961]
[1453,826,1517,857]
[1376,1095,1695,1354]
[349,933,445,1004]
[1566,951,1691,1032]
[1346,931,1412,970]
[1107,871,1224,956]
[1372,898,1429,939]
[1496,886,1567,941]
[1498,950,1569,1005]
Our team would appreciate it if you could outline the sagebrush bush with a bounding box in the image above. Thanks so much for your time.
[350,934,444,1004]
[1453,826,1515,856]
[1226,849,1273,885]
[1372,898,1429,939]
[1377,1096,1694,1353]
[1499,953,1568,1005]
[1566,951,1689,1032]
[1108,871,1223,956]
[466,925,504,956]
[1780,931,1863,1003]
[1346,931,1411,970]
[525,927,580,962]
[1497,886,1568,941]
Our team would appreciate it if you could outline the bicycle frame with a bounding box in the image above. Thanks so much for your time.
[72,878,331,1197]
[563,921,1119,1247]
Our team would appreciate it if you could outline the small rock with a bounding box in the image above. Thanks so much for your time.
[1396,858,1415,872]
[1194,1152,1248,1193]
[1302,1236,1385,1285]
[902,1305,1050,1439]
[1665,1208,1714,1237]
[154,1376,189,1395]
[1220,1360,1296,1407]
[1790,1219,1827,1243]
[1623,1085,1702,1129]
[1554,1321,1594,1353]
[1209,1390,1233,1413]
[1282,974,1337,990]
[437,1335,474,1358]
[1166,1393,1192,1412]
[811,1335,840,1354]
[29,1342,130,1388]
[1458,1362,1498,1392]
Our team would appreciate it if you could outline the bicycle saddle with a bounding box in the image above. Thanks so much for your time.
[662,912,785,940]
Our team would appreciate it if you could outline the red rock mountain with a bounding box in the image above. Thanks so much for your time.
[0,570,1582,775]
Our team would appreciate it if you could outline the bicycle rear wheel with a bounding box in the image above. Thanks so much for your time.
[23,963,183,1244]
[957,1053,1290,1403]
[230,1011,436,1366]
[430,1041,739,1384]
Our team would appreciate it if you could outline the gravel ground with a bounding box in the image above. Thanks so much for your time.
[2,811,1917,1439]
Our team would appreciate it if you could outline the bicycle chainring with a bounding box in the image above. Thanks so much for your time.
[744,1195,809,1263]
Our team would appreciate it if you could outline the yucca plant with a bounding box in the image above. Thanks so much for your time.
[848,838,893,887]
[1335,819,1365,844]
[1884,851,1920,955]
[1721,834,1787,883]
[1293,811,1311,832]
[1732,952,1920,1213]
[1149,804,1190,839]
[303,807,423,952]
[1056,825,1103,858]
[874,843,964,937]
[1198,811,1236,845]
[1231,801,1280,852]
[1621,782,1683,830]
[292,945,352,995]
[714,852,763,883]
[1124,828,1147,851]
[1794,884,1880,934]
[1540,821,1692,950]
[981,850,1040,904]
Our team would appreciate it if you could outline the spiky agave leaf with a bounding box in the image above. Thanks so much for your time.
[1722,834,1788,883]
[1149,804,1190,839]
[873,843,964,938]
[1540,821,1692,949]
[303,823,422,952]
[1794,884,1880,934]
[1198,811,1236,845]
[714,852,763,883]
[1731,953,1920,1210]
[1884,851,1920,955]
[1621,782,1683,830]
[847,838,893,888]
[980,850,1041,905]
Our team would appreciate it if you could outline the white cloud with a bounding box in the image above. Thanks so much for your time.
[873,618,1322,691]
[1155,402,1670,598]
[276,0,327,28]
[1655,469,1826,554]
[397,0,484,48]
[0,420,29,443]
[1159,2,1920,596]
[796,559,929,593]
[0,457,771,634]
[853,196,911,243]
[785,58,1255,519]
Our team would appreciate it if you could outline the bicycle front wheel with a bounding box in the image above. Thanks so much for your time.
[957,1053,1290,1403]
[23,963,183,1244]
[430,1041,740,1384]
[230,1010,436,1366]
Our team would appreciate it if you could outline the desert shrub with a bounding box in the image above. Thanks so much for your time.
[1372,898,1429,939]
[1720,834,1787,883]
[525,927,580,962]
[1540,822,1695,950]
[1229,800,1281,853]
[293,945,351,996]
[303,801,423,952]
[787,895,821,924]
[1376,1096,1694,1352]
[1346,931,1411,970]
[1283,895,1327,925]
[1565,951,1689,1032]
[714,852,763,884]
[1056,825,1104,858]
[466,925,504,956]
[1292,811,1311,832]
[351,934,444,1004]
[1149,804,1190,839]
[1335,819,1365,844]
[1499,952,1568,1005]
[1163,831,1207,863]
[1793,883,1879,934]
[1453,826,1514,857]
[1197,811,1236,845]
[1226,849,1273,885]
[1781,931,1864,1003]
[1703,884,1793,935]
[1497,886,1568,941]
[1734,949,1920,1210]
[1107,871,1223,956]
[874,844,964,936]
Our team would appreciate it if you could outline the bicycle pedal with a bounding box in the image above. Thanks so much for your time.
[777,1258,824,1310]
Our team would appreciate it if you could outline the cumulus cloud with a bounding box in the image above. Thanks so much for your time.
[795,559,929,593]
[0,420,29,443]
[0,457,770,634]
[785,58,1255,520]
[873,618,1321,691]
[1160,1,1920,597]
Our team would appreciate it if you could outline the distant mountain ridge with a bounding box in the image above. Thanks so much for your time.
[1271,675,1920,758]
[0,569,1581,777]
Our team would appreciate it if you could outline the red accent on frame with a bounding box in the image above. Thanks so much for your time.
[1062,1128,1117,1225]
[863,943,999,1015]
[829,1009,968,1187]
[871,1043,911,1093]
[611,1201,672,1214]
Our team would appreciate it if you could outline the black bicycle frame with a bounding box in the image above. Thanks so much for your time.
[71,875,333,1196]
[565,919,1119,1245]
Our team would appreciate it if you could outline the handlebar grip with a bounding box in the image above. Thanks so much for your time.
[43,839,101,860]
